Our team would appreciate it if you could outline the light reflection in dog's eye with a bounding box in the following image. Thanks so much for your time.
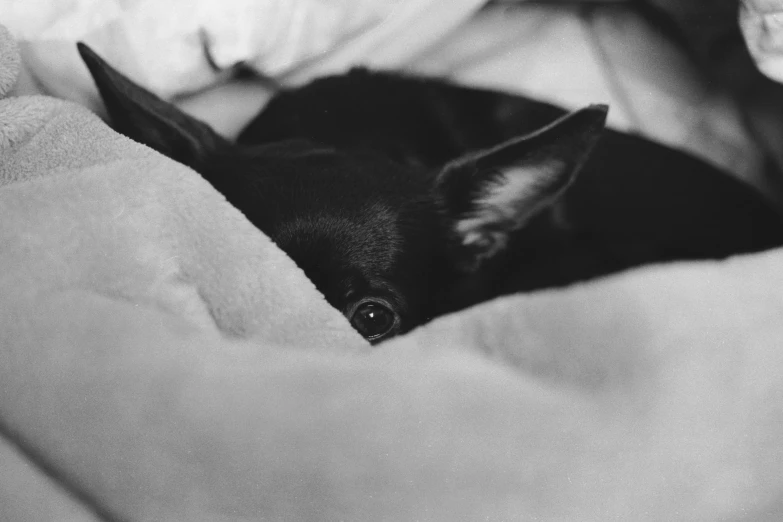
[350,301,398,341]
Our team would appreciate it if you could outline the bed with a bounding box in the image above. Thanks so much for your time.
[2,2,783,520]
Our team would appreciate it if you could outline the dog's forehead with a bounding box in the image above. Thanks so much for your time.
[266,200,407,311]
[223,146,447,322]
[228,143,437,290]
[244,140,427,182]
[272,201,401,270]
[234,143,430,214]
[236,149,404,261]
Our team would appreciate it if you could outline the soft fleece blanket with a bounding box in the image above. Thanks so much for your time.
[3,19,783,522]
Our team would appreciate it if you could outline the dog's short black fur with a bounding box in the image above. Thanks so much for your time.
[78,44,783,343]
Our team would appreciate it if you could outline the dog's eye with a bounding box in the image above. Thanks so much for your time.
[350,301,399,342]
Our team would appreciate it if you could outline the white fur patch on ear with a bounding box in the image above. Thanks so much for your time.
[486,162,567,219]
[453,161,568,269]
[457,161,565,230]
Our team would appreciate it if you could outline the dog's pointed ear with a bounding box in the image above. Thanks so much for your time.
[435,104,608,272]
[77,42,229,169]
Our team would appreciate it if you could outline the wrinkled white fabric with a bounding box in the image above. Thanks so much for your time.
[3,0,484,97]
[741,0,783,82]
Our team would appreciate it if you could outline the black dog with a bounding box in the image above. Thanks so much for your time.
[78,44,783,343]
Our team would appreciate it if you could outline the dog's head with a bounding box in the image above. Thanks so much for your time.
[78,43,606,343]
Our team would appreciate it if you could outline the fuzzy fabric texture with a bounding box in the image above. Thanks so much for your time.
[2,16,783,522]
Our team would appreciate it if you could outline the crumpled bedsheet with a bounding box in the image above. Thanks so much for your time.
[742,0,783,82]
[3,16,783,521]
[3,0,485,98]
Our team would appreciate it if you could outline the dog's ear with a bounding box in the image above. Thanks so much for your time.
[435,104,608,272]
[77,42,228,169]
